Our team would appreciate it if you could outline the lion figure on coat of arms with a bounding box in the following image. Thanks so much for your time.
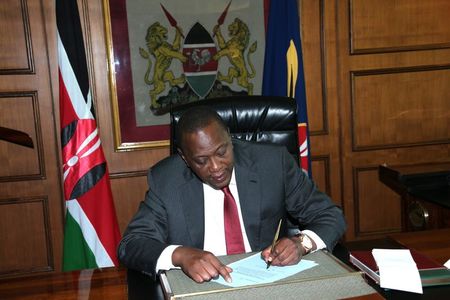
[139,22,187,109]
[213,18,257,95]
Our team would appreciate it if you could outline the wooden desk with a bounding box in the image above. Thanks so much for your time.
[389,227,450,265]
[0,268,128,299]
[0,264,380,300]
[3,228,449,299]
[379,163,450,231]
[343,228,450,300]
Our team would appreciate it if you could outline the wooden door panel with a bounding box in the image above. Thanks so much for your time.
[353,167,402,237]
[0,93,42,180]
[0,0,33,73]
[0,197,52,276]
[350,0,450,53]
[0,0,63,277]
[110,174,148,234]
[301,0,327,134]
[351,67,450,150]
[338,0,450,240]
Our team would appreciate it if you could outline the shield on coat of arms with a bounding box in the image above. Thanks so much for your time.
[182,22,218,98]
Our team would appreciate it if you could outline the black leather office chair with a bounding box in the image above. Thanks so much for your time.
[170,95,301,234]
[169,95,300,164]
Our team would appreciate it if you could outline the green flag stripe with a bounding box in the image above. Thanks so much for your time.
[63,211,98,271]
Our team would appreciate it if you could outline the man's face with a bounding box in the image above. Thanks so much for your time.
[179,121,234,190]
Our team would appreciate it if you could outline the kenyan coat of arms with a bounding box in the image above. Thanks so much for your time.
[139,1,258,115]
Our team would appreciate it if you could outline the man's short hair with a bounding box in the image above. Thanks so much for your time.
[176,105,228,151]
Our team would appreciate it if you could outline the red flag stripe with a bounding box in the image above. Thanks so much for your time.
[298,125,309,173]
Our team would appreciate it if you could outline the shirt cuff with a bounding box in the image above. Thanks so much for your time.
[301,230,326,252]
[155,245,181,272]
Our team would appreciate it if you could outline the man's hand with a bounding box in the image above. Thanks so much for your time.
[261,236,305,266]
[172,247,233,283]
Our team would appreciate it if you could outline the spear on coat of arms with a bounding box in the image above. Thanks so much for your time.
[213,0,232,37]
[160,3,184,38]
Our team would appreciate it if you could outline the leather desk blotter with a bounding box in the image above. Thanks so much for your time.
[160,250,377,300]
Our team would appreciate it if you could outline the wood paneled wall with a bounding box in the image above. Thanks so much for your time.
[0,0,448,277]
[0,0,63,277]
[337,0,450,240]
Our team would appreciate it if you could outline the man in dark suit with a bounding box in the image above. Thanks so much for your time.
[118,106,346,283]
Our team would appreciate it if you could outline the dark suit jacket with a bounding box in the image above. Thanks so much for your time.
[118,140,346,278]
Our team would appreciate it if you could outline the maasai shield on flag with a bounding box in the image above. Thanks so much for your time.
[182,22,218,98]
[57,0,121,271]
[262,0,312,177]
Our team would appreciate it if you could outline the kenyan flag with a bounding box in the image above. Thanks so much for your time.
[57,0,121,271]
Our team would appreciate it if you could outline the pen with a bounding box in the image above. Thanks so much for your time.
[266,218,282,269]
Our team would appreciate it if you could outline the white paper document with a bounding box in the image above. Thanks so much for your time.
[213,252,318,288]
[372,249,423,294]
[444,259,450,269]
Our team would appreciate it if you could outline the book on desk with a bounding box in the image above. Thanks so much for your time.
[349,249,450,287]
[160,250,380,300]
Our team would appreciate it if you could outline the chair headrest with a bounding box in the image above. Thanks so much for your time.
[170,96,299,163]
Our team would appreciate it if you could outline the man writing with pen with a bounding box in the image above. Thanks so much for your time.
[118,106,346,283]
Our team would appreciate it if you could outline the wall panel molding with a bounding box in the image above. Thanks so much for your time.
[302,0,329,135]
[110,170,148,179]
[0,196,54,277]
[350,65,450,151]
[349,0,450,54]
[0,91,45,182]
[352,166,402,238]
[311,155,331,195]
[0,0,35,74]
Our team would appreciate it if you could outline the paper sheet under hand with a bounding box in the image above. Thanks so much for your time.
[213,252,318,288]
[372,249,423,294]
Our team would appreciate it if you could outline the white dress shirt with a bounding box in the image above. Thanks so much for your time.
[155,170,325,271]
[202,170,252,255]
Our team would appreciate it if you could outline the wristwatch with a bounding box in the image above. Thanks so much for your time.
[298,233,313,254]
